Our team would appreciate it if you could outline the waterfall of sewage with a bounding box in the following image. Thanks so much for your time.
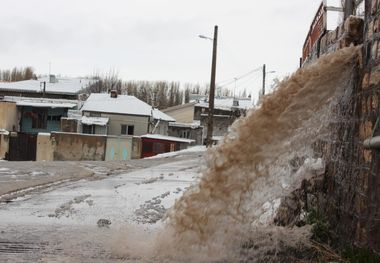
[115,46,361,262]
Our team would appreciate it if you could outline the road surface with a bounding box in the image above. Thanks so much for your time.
[0,147,205,262]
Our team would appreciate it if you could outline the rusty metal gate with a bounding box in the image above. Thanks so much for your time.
[8,133,37,161]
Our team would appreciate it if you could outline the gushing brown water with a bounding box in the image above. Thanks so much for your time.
[117,46,361,262]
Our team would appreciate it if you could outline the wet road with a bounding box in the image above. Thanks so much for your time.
[0,148,204,262]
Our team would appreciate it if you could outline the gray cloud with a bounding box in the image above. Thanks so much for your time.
[0,0,334,100]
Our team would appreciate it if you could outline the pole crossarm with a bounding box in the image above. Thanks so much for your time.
[326,6,344,12]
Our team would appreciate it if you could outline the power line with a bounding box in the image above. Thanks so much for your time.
[217,66,262,88]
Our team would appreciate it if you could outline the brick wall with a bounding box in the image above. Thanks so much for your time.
[275,2,379,253]
[317,0,380,252]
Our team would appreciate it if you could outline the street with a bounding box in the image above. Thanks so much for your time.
[0,147,205,262]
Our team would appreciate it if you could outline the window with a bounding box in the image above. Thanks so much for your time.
[121,125,134,135]
[89,112,101,117]
[180,130,190,138]
[83,124,95,134]
[47,115,62,121]
[31,108,48,129]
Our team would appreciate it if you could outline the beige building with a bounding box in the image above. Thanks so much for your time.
[162,102,196,123]
[80,93,175,136]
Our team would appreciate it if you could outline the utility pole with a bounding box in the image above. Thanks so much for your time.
[206,25,218,147]
[344,0,355,20]
[233,77,237,99]
[262,64,266,96]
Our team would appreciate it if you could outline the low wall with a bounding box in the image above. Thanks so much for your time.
[36,133,54,161]
[52,132,106,161]
[34,132,142,161]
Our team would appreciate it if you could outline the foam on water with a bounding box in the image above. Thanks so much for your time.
[118,46,361,262]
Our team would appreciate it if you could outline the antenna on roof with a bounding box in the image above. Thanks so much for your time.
[49,62,51,76]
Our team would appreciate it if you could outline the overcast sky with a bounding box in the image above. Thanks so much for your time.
[0,0,342,98]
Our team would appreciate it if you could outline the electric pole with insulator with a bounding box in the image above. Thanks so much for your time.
[262,64,266,97]
[206,25,218,147]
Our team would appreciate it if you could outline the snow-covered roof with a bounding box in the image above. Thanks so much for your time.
[0,77,92,95]
[169,122,202,129]
[195,98,253,111]
[152,109,175,122]
[141,134,194,143]
[2,96,78,109]
[16,101,77,108]
[81,116,109,126]
[81,93,175,122]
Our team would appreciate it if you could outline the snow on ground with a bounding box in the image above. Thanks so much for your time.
[145,145,206,159]
[0,147,206,262]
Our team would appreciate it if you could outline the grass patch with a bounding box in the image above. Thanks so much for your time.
[306,209,332,244]
[343,247,380,263]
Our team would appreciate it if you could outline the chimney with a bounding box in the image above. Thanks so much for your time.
[110,90,118,98]
[233,99,239,107]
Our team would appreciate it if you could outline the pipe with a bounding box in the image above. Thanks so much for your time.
[363,136,380,149]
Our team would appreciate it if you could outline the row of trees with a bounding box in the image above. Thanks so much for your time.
[0,67,245,109]
[84,74,236,109]
[85,77,189,109]
[0,67,37,82]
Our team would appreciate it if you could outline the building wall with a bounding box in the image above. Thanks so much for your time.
[167,126,203,145]
[51,132,106,161]
[201,115,234,143]
[36,133,54,161]
[0,102,18,131]
[21,107,67,134]
[83,111,149,136]
[150,120,170,136]
[163,103,195,123]
[105,136,133,161]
